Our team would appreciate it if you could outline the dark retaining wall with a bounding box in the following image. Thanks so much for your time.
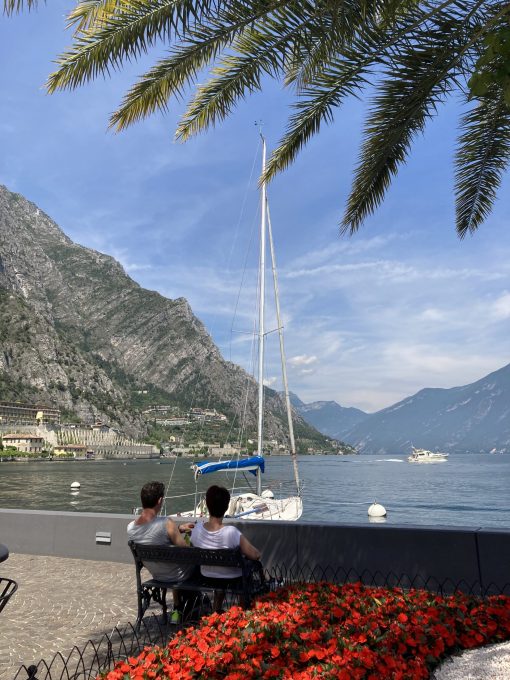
[1,509,508,594]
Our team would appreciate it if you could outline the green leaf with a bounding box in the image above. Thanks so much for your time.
[455,95,510,237]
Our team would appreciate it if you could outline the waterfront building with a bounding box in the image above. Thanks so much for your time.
[208,442,242,457]
[53,444,87,458]
[1,433,45,453]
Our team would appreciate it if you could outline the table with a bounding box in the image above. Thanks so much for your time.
[0,544,8,563]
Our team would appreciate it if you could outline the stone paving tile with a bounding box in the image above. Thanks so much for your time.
[0,553,166,679]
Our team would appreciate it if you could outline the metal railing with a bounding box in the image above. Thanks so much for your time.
[13,614,173,680]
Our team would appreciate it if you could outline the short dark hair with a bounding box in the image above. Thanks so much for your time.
[140,481,165,509]
[205,485,230,518]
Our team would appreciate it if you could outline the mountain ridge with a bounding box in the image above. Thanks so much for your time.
[289,392,368,440]
[0,184,336,450]
[292,365,510,454]
[345,362,510,454]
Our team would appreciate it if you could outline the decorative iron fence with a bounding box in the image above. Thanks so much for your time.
[10,565,510,680]
[13,614,174,680]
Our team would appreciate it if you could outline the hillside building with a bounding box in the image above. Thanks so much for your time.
[0,401,60,426]
[189,408,227,422]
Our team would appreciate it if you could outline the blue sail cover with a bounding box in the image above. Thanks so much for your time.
[192,456,265,480]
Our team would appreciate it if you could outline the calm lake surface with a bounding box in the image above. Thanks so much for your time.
[0,454,509,528]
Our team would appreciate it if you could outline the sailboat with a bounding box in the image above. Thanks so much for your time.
[171,136,303,521]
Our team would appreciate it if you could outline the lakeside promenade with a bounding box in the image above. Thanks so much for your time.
[1,554,138,678]
[1,552,509,679]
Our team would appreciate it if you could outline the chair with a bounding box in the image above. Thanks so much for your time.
[0,576,18,615]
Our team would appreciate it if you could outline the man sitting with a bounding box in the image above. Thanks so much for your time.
[191,485,261,612]
[127,480,194,622]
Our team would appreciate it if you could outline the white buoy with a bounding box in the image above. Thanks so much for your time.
[368,501,386,518]
[70,481,81,489]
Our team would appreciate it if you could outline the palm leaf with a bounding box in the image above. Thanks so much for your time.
[264,25,391,183]
[111,0,307,130]
[3,0,39,14]
[109,36,226,130]
[175,10,321,140]
[47,0,219,93]
[66,0,128,33]
[455,95,510,237]
[342,25,462,233]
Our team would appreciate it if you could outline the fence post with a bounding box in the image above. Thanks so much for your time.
[474,529,484,597]
[26,665,38,680]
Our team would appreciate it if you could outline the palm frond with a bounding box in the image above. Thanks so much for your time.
[176,49,278,141]
[112,0,309,131]
[109,33,227,130]
[47,0,221,93]
[264,25,391,183]
[284,0,406,88]
[342,26,462,233]
[175,10,320,140]
[455,95,510,237]
[66,0,127,33]
[3,0,39,14]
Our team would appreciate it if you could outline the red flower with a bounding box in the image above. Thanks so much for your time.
[100,582,510,680]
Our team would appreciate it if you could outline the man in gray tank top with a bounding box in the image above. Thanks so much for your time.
[127,481,194,620]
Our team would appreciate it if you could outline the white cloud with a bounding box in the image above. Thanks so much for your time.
[419,308,445,321]
[291,233,401,269]
[491,291,510,320]
[124,262,154,273]
[288,354,318,366]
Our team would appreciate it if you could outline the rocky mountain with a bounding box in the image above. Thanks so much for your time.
[289,393,368,439]
[345,363,510,454]
[0,185,333,448]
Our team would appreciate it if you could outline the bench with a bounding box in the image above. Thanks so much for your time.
[128,540,267,628]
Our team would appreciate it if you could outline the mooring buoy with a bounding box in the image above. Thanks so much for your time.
[368,501,386,518]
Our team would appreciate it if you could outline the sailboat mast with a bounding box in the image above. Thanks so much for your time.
[256,136,267,496]
[266,201,301,496]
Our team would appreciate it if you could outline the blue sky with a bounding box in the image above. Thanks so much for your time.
[1,2,510,412]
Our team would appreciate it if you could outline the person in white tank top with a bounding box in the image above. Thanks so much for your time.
[190,485,261,612]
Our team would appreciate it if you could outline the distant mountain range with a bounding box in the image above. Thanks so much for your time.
[293,364,510,454]
[289,393,368,440]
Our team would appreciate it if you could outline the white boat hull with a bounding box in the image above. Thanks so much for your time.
[175,492,303,522]
[408,448,448,463]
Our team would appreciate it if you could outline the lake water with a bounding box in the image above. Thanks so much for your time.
[0,454,508,528]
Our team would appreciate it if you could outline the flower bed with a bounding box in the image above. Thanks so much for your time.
[103,582,510,679]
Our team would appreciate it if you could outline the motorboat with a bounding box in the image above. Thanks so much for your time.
[408,447,448,463]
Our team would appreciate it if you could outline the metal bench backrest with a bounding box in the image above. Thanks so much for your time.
[128,540,248,574]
